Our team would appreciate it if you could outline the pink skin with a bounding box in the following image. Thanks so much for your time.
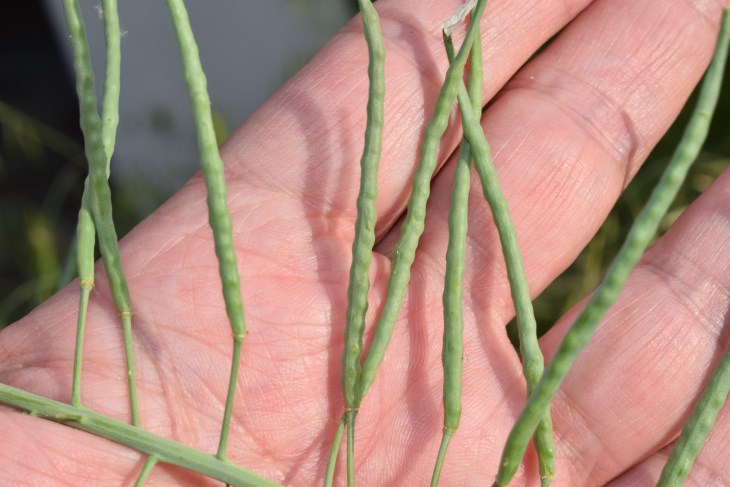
[1,0,729,485]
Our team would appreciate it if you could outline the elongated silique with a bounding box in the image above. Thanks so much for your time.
[165,0,248,462]
[430,22,483,487]
[493,9,730,485]
[357,0,489,404]
[62,0,140,427]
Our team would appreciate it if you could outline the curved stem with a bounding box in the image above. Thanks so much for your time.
[324,416,346,487]
[430,431,452,487]
[218,335,244,460]
[134,455,158,487]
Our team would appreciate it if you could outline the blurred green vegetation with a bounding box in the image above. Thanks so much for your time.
[0,102,144,326]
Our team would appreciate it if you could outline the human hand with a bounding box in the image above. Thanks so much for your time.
[1,0,728,485]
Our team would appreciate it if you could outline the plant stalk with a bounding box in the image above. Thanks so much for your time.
[0,383,281,487]
[324,416,346,487]
[134,455,159,487]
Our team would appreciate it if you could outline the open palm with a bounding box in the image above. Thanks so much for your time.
[1,0,729,485]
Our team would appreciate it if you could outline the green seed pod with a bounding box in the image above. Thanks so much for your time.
[494,9,730,485]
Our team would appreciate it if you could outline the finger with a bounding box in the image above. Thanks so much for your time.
[392,0,725,321]
[605,393,730,487]
[529,164,730,486]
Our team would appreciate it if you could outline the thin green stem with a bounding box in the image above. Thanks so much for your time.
[0,383,281,487]
[357,0,489,403]
[134,455,159,487]
[121,312,140,425]
[430,431,452,487]
[62,0,138,425]
[165,0,249,460]
[218,335,243,460]
[324,416,346,487]
[346,411,356,487]
[656,345,730,486]
[493,10,729,485]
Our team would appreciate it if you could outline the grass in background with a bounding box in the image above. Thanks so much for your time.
[0,102,146,327]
